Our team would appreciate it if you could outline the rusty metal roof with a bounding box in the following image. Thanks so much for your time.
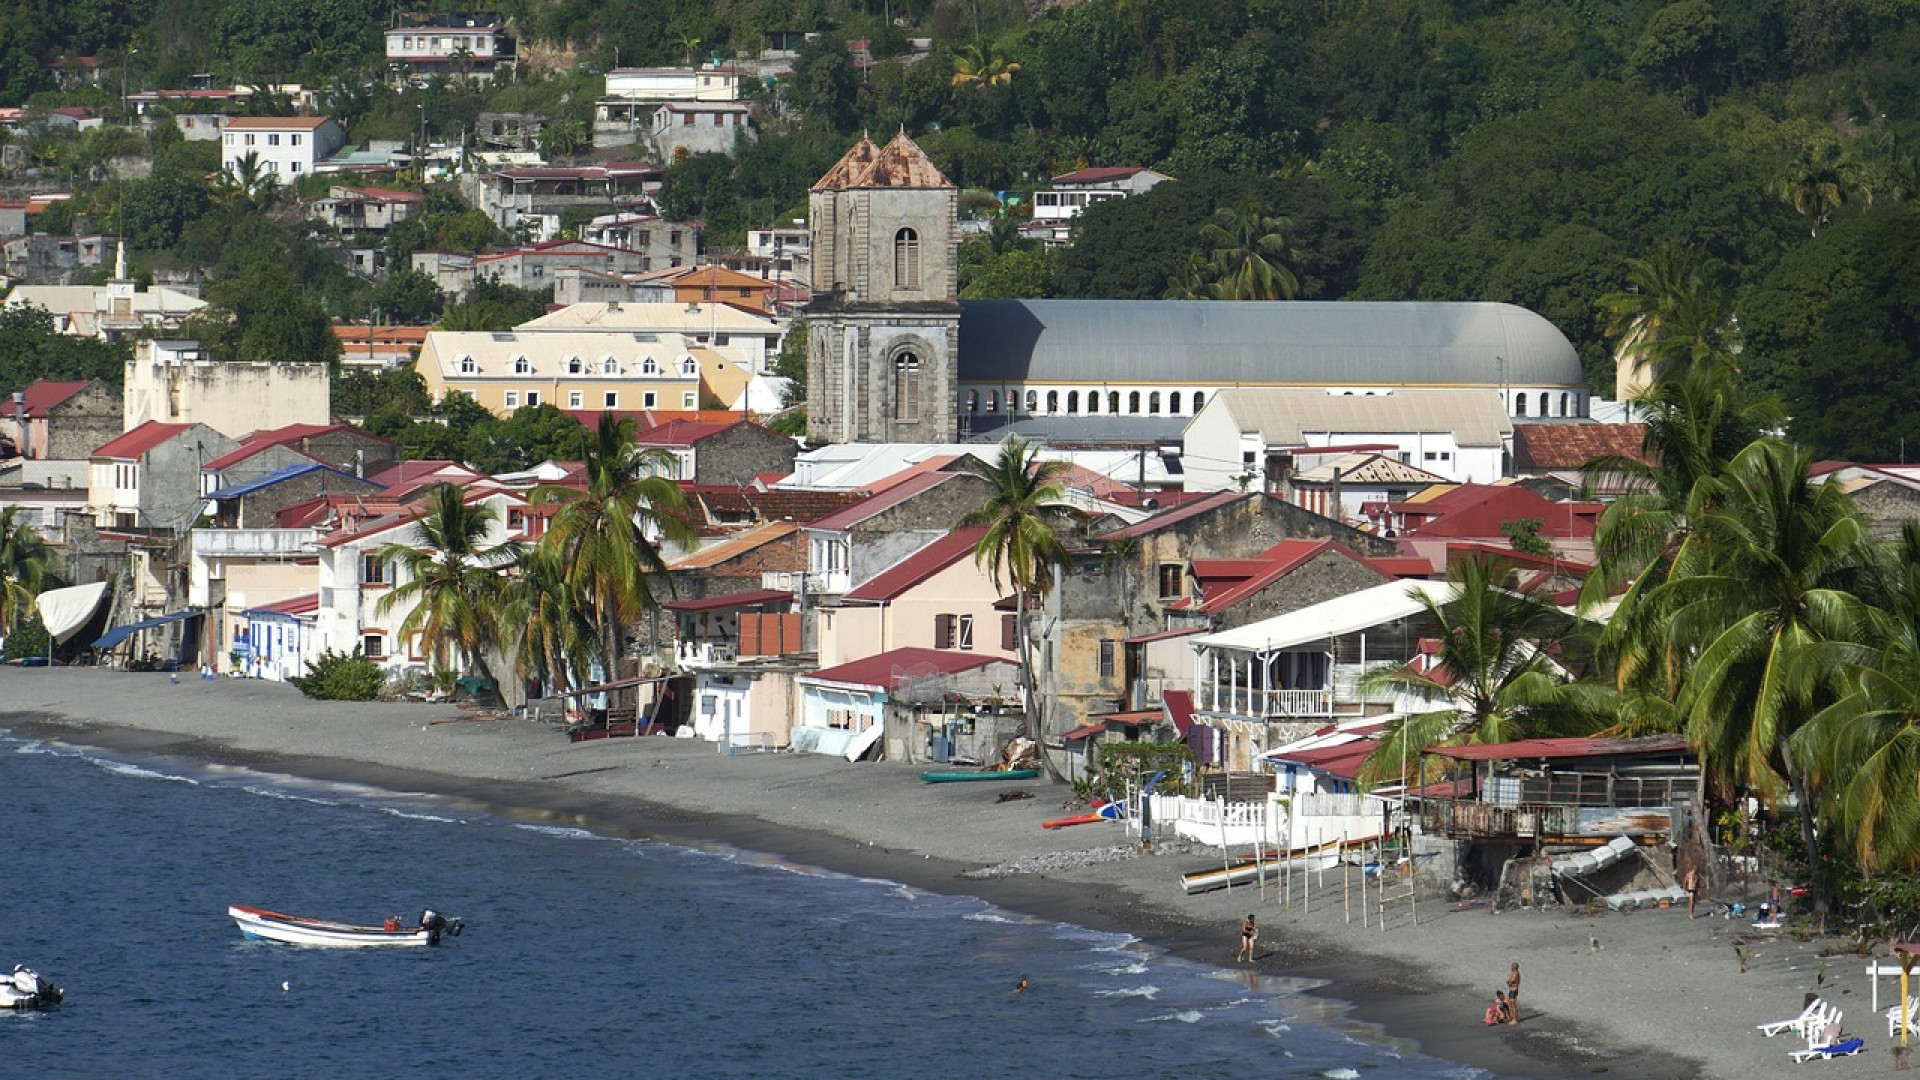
[1426,734,1690,762]
[811,132,952,191]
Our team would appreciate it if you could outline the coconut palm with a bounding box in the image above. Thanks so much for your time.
[1597,242,1740,397]
[1199,207,1298,301]
[504,541,597,699]
[0,507,56,633]
[1357,555,1598,788]
[950,42,1020,92]
[1797,523,1920,873]
[374,483,524,681]
[534,413,697,709]
[1777,137,1871,235]
[961,437,1082,773]
[1655,438,1871,906]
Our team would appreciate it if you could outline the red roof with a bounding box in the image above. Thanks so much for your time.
[1192,539,1387,615]
[250,593,320,616]
[92,421,192,460]
[1425,734,1690,762]
[224,116,333,130]
[635,420,746,447]
[14,380,91,418]
[1163,689,1195,736]
[1396,485,1599,540]
[1510,423,1649,472]
[1273,741,1376,778]
[1062,721,1107,741]
[662,588,792,613]
[1052,166,1152,183]
[806,472,960,533]
[1123,625,1205,645]
[844,528,986,603]
[804,647,1015,689]
[1097,491,1245,540]
[202,423,385,472]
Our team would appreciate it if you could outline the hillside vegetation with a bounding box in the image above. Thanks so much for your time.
[7,0,1920,455]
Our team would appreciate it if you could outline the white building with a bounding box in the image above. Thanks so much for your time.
[1027,166,1172,245]
[385,12,515,84]
[221,116,346,182]
[123,339,331,439]
[515,302,784,374]
[1180,388,1516,491]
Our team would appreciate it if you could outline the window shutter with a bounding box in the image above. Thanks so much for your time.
[1001,614,1017,652]
[934,614,953,649]
[957,615,974,651]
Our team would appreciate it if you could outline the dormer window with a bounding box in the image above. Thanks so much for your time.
[513,356,532,375]
[641,356,658,375]
[680,356,698,376]
[601,355,619,375]
[566,356,584,375]
[458,355,477,375]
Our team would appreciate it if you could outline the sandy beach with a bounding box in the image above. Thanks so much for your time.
[3,669,1887,1078]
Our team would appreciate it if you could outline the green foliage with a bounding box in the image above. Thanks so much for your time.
[0,304,130,390]
[0,612,50,662]
[1500,517,1553,557]
[1093,741,1195,798]
[464,404,589,473]
[188,261,342,366]
[370,268,441,325]
[289,647,387,701]
[438,278,551,332]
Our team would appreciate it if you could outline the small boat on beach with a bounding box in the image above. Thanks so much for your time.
[228,906,464,947]
[1180,835,1387,895]
[920,768,1040,783]
[0,966,62,1010]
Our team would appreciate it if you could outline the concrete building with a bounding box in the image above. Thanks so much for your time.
[650,101,754,160]
[517,302,783,374]
[1027,166,1172,245]
[815,527,1019,670]
[468,162,663,242]
[4,247,204,339]
[221,116,347,182]
[123,339,330,439]
[385,11,515,85]
[89,421,237,530]
[1180,388,1518,492]
[413,330,705,416]
[594,64,748,147]
[802,470,993,599]
[308,186,422,238]
[1,379,121,460]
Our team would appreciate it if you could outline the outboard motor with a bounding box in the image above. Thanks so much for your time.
[12,966,61,1007]
[419,909,446,945]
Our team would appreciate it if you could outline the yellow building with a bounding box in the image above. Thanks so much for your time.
[414,330,706,415]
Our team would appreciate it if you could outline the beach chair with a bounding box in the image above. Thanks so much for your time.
[1789,1037,1865,1063]
[1759,999,1832,1037]
[1887,996,1920,1038]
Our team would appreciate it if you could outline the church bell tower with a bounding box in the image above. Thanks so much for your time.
[805,132,961,444]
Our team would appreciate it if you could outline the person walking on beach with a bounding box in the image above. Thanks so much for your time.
[1237,914,1257,963]
[1684,865,1700,917]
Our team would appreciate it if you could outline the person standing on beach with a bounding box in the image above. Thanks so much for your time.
[1237,914,1257,962]
[1684,865,1700,917]
[1506,962,1521,1011]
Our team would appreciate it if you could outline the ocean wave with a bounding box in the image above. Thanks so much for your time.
[377,807,462,824]
[510,823,603,841]
[1095,985,1159,1000]
[1322,1069,1362,1079]
[91,758,199,784]
[241,785,342,806]
[1093,960,1149,975]
[1140,1009,1205,1023]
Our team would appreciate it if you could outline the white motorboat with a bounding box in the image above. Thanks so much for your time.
[228,905,464,947]
[0,966,62,1010]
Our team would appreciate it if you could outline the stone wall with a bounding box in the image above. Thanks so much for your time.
[44,380,123,460]
[687,423,797,486]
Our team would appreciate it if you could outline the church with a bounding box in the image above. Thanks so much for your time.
[804,134,1589,445]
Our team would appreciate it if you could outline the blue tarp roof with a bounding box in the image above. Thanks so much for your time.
[93,609,201,650]
[205,461,349,501]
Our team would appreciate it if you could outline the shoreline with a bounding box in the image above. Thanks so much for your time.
[4,670,1853,1078]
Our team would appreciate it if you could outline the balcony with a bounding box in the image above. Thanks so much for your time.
[193,528,318,558]
[677,640,738,667]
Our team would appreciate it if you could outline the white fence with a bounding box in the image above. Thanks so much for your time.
[1152,790,1388,851]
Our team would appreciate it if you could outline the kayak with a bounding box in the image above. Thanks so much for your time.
[920,769,1040,783]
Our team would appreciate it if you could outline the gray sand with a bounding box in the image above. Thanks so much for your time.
[3,669,1889,1078]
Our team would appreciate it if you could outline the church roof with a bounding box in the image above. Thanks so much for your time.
[811,132,952,191]
[955,300,1582,389]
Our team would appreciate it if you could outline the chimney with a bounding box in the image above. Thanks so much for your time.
[1330,466,1343,523]
[11,391,24,458]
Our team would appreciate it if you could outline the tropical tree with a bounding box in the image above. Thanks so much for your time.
[1199,207,1298,301]
[374,484,524,682]
[1776,136,1870,236]
[1597,242,1740,398]
[534,413,697,710]
[0,507,56,634]
[1655,438,1870,909]
[504,541,597,700]
[960,437,1081,775]
[1358,555,1597,787]
[951,42,1020,93]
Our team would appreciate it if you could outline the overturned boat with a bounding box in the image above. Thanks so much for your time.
[229,906,465,947]
[1180,835,1388,895]
[0,966,63,1010]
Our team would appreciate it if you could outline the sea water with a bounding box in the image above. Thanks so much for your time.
[0,730,1486,1079]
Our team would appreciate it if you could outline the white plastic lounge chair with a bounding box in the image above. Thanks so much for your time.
[1887,996,1920,1038]
[1759,999,1831,1037]
[1789,1036,1864,1063]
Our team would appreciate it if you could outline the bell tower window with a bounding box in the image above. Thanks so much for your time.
[893,352,922,422]
[894,228,920,290]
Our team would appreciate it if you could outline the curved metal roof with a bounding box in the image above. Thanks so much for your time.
[956,300,1581,388]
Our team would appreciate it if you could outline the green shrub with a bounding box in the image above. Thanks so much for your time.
[1,613,50,661]
[290,648,387,701]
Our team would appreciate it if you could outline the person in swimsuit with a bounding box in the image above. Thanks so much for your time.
[1237,914,1257,962]
[1506,962,1521,1013]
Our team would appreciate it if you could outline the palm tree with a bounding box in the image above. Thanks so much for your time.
[504,541,597,700]
[1199,207,1298,301]
[0,507,56,634]
[1655,438,1870,908]
[1357,555,1597,787]
[1597,242,1740,398]
[1797,523,1920,873]
[374,484,524,682]
[951,42,1020,92]
[534,413,697,710]
[1777,137,1871,235]
[960,437,1082,775]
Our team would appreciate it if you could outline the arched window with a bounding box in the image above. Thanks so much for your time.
[893,228,920,289]
[1148,391,1161,414]
[1129,391,1141,414]
[681,356,698,376]
[1066,391,1079,414]
[1557,392,1568,417]
[566,356,584,375]
[893,353,922,421]
[1514,394,1528,417]
[1046,391,1059,414]
[1086,392,1100,415]
[1108,391,1120,414]
[1534,392,1546,416]
[1169,391,1182,414]
[602,356,619,375]
[641,356,658,375]
[1025,390,1037,413]
[965,389,979,412]
[513,356,532,375]
[1192,392,1206,412]
[985,391,998,414]
[1006,390,1018,413]
[458,355,476,375]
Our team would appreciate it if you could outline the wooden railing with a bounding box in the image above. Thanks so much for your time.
[1417,799,1578,840]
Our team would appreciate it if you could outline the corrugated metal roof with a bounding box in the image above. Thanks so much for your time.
[207,461,335,500]
[801,646,1015,690]
[1428,734,1690,762]
[956,300,1582,388]
[811,132,952,191]
[805,471,959,533]
[668,522,799,570]
[1207,388,1514,449]
[1192,580,1457,653]
[662,588,792,612]
[92,421,191,460]
[1096,490,1245,540]
[844,527,986,602]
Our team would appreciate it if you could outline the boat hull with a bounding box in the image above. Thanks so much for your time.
[920,769,1040,783]
[1179,835,1387,895]
[228,905,434,947]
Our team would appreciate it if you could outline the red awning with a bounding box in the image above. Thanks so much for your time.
[662,589,792,613]
[1096,709,1162,726]
[1061,722,1106,741]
